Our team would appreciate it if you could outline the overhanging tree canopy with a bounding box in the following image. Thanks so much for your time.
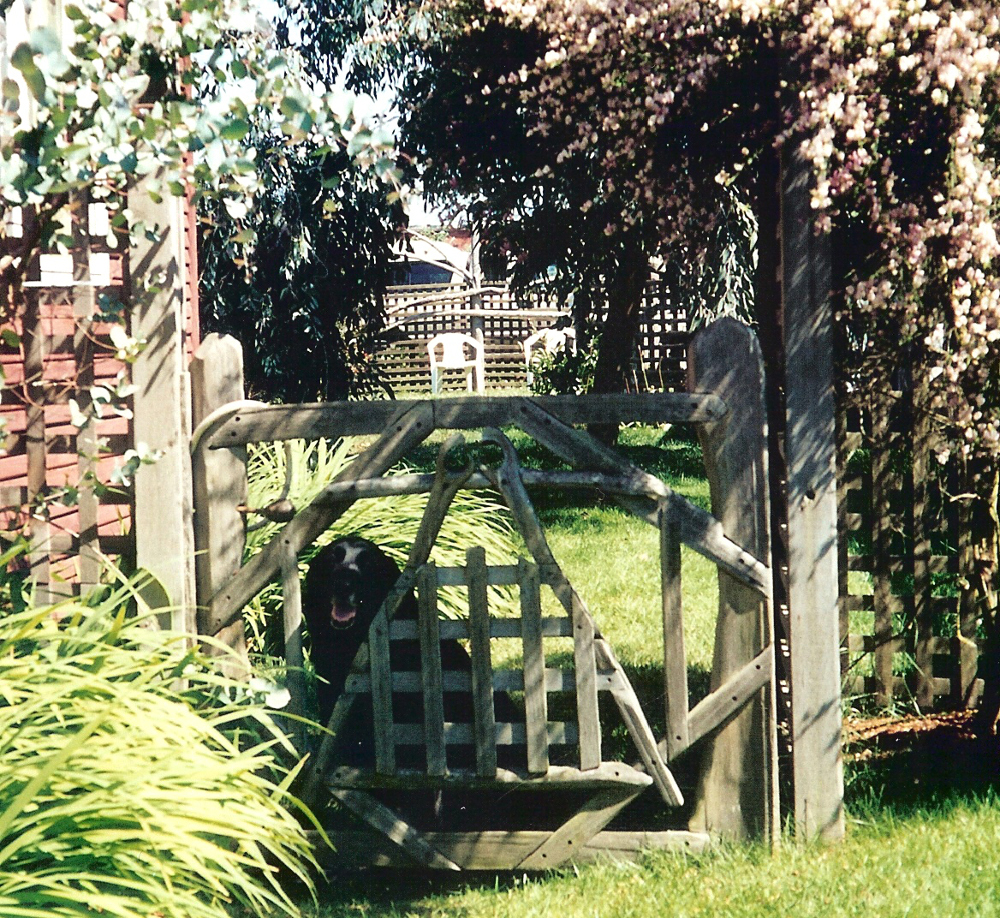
[419,0,1000,455]
[400,0,1000,724]
[398,1,757,396]
[0,0,398,326]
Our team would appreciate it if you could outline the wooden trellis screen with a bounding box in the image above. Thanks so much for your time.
[190,319,779,868]
[838,378,981,711]
[377,281,690,393]
[1,202,131,599]
[2,193,200,611]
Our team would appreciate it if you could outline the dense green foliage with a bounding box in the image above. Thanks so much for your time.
[1,0,395,321]
[197,2,407,402]
[200,142,401,401]
[396,1,757,395]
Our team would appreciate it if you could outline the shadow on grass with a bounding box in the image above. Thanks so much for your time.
[308,868,527,917]
[844,711,1000,815]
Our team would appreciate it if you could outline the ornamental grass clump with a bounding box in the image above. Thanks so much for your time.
[0,587,319,918]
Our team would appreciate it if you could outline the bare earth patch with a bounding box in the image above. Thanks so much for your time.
[844,711,1000,804]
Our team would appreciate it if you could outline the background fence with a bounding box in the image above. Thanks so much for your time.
[837,377,981,713]
[1,202,132,598]
[0,195,201,603]
[377,283,984,713]
[377,280,691,393]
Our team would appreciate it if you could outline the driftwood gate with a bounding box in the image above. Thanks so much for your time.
[190,319,780,868]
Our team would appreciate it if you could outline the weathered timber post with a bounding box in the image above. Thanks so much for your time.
[687,318,779,843]
[129,187,197,629]
[468,221,486,341]
[781,147,845,842]
[190,333,250,676]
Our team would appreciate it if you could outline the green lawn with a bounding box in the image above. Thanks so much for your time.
[302,795,1000,918]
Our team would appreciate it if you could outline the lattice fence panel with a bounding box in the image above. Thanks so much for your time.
[838,383,979,712]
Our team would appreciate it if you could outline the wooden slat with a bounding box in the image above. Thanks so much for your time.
[203,392,728,447]
[21,220,52,604]
[683,647,774,751]
[660,503,688,758]
[389,615,573,641]
[130,187,197,628]
[328,761,650,791]
[309,828,709,871]
[836,364,852,690]
[957,498,980,706]
[518,785,645,870]
[280,543,305,738]
[329,789,460,870]
[781,147,844,842]
[872,390,895,709]
[687,317,777,842]
[72,198,100,591]
[191,334,249,673]
[572,592,601,772]
[417,563,447,775]
[28,519,52,605]
[392,720,577,747]
[519,558,549,775]
[912,371,934,710]
[347,666,584,695]
[466,546,497,777]
[370,613,395,775]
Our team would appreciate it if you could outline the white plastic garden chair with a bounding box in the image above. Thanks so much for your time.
[427,331,486,394]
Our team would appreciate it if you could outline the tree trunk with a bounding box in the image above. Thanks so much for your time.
[589,238,650,444]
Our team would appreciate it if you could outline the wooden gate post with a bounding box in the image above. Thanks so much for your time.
[687,318,779,843]
[781,146,845,842]
[129,188,197,630]
[190,333,250,676]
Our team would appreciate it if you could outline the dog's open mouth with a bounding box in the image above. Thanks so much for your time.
[331,602,357,629]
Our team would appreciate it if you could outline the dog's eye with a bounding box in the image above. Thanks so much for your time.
[332,545,346,564]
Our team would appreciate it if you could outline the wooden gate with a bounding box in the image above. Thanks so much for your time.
[190,319,778,867]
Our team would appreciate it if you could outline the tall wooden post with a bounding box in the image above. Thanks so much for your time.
[468,221,486,340]
[129,188,197,629]
[781,147,845,842]
[190,333,250,675]
[687,318,778,843]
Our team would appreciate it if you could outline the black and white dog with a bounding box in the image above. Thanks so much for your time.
[303,535,413,724]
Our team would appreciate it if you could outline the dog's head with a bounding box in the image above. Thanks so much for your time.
[304,536,403,635]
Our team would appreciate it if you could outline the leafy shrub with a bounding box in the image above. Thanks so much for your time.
[0,581,319,918]
[529,332,599,396]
